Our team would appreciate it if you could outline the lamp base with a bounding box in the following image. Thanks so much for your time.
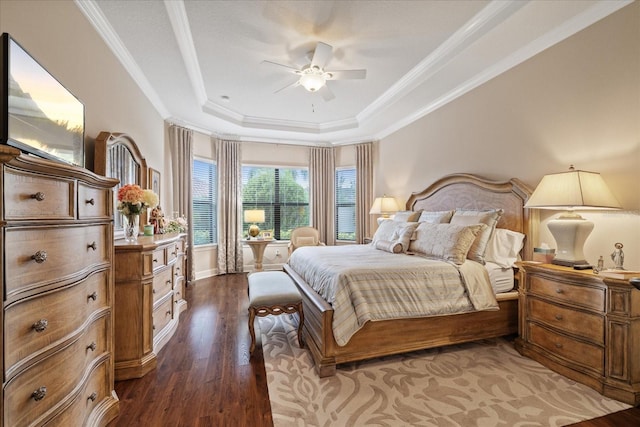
[547,213,594,267]
[248,224,261,239]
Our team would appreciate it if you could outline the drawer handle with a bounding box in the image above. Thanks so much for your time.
[32,319,48,332]
[87,241,97,251]
[153,258,158,263]
[171,251,177,256]
[88,392,98,402]
[31,386,47,401]
[555,342,563,349]
[166,310,172,316]
[555,314,563,321]
[88,292,98,301]
[87,342,97,352]
[31,250,48,264]
[555,288,564,294]
[86,198,95,205]
[30,192,46,201]
[166,280,171,285]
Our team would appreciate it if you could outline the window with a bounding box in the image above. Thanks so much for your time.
[335,167,356,241]
[192,158,217,246]
[242,166,309,240]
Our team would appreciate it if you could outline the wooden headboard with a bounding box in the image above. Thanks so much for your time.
[405,173,537,260]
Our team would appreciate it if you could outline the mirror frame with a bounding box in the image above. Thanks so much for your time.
[94,131,148,238]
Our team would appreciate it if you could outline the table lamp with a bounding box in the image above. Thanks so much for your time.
[525,166,621,266]
[244,209,265,239]
[369,195,399,218]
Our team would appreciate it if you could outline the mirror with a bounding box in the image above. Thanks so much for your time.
[94,132,147,236]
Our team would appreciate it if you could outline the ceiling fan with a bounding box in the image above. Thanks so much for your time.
[263,42,366,101]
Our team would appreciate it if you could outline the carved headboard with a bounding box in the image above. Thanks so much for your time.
[406,173,537,260]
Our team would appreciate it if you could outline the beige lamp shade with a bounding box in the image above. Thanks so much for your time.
[244,209,265,223]
[369,195,400,218]
[525,166,621,266]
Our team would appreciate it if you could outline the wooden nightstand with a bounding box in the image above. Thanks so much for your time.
[515,263,640,405]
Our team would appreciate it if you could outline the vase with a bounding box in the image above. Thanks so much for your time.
[123,214,140,242]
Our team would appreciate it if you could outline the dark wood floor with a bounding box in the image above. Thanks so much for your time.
[108,273,640,427]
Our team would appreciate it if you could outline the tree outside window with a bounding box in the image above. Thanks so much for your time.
[335,167,356,241]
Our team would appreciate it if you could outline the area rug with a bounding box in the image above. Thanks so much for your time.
[260,315,630,427]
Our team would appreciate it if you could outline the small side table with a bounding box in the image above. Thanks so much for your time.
[245,239,274,271]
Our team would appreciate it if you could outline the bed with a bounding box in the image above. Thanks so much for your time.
[283,173,536,377]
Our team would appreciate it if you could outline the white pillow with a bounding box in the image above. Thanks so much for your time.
[374,239,403,253]
[372,221,418,252]
[392,210,421,222]
[418,210,454,224]
[484,229,525,268]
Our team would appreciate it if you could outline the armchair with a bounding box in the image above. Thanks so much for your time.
[288,226,325,256]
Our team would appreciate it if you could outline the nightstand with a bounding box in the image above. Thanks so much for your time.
[515,263,640,405]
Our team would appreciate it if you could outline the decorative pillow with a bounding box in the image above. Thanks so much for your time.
[372,220,418,252]
[450,209,503,264]
[408,223,484,265]
[374,239,403,254]
[484,229,525,268]
[418,210,454,224]
[392,210,422,222]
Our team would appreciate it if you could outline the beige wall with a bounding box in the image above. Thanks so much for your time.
[0,0,165,193]
[378,3,640,268]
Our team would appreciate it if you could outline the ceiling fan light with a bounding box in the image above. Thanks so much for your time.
[300,73,326,92]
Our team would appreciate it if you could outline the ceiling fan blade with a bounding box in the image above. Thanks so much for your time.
[310,42,332,69]
[326,69,367,80]
[261,60,301,74]
[319,84,335,102]
[274,79,300,94]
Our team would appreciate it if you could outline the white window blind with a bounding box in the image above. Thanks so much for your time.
[335,167,356,241]
[242,166,309,240]
[192,158,217,246]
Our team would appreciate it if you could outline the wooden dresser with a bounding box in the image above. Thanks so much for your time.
[113,233,188,380]
[0,146,120,426]
[515,263,640,405]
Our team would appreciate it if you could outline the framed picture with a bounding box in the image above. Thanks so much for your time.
[148,168,161,202]
[261,230,273,240]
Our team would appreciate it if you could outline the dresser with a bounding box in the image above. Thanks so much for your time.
[0,146,120,426]
[113,233,188,380]
[515,263,640,405]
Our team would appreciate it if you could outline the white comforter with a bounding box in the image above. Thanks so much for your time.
[287,244,498,346]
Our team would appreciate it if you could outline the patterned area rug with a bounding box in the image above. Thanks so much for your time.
[260,315,630,427]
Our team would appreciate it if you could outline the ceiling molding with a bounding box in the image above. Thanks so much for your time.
[75,0,170,118]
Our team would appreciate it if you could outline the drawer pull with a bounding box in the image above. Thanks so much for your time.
[32,386,47,401]
[555,314,563,321]
[31,250,48,264]
[88,291,98,301]
[555,288,564,294]
[30,192,46,201]
[86,198,95,205]
[153,258,158,263]
[87,342,97,351]
[555,342,563,349]
[171,251,177,256]
[87,241,97,251]
[166,280,172,285]
[166,310,172,316]
[32,319,49,332]
[88,392,98,402]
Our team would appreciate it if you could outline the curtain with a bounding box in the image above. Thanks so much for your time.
[168,124,195,284]
[309,146,335,246]
[356,142,374,244]
[217,139,244,274]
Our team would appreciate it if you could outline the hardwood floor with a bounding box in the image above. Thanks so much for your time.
[108,273,640,427]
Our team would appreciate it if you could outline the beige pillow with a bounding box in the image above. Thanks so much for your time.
[450,209,503,264]
[392,210,422,222]
[372,220,418,252]
[418,210,454,224]
[374,239,403,254]
[408,223,483,264]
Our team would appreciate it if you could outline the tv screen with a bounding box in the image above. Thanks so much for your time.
[1,33,84,166]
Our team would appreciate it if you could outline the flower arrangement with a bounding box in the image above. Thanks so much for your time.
[117,184,159,215]
[165,216,188,233]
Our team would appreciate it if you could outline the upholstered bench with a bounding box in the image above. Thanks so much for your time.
[248,271,304,354]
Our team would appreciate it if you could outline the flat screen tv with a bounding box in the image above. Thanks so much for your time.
[0,33,84,166]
